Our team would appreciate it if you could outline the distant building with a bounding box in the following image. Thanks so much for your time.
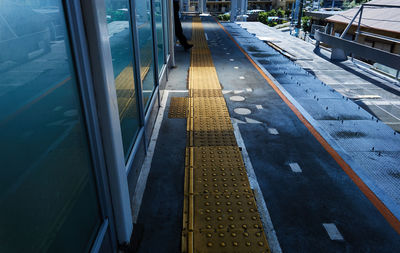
[326,0,400,75]
[189,0,294,14]
[272,0,295,9]
[323,0,343,9]
[326,0,400,54]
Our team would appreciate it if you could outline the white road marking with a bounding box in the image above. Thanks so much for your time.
[268,128,279,135]
[289,163,302,173]
[226,52,231,55]
[323,223,344,241]
[234,108,251,115]
[234,66,239,69]
[376,105,400,121]
[222,90,233,94]
[246,88,253,92]
[230,95,245,102]
[229,58,235,61]
[234,90,244,94]
[239,76,245,80]
[205,33,208,40]
[363,100,400,106]
[256,105,263,109]
[245,117,262,124]
[231,117,246,124]
[232,123,283,253]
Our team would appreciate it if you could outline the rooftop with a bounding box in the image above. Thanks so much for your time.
[326,0,400,34]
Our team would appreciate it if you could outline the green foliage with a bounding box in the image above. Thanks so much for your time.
[258,9,287,27]
[218,13,230,21]
[258,12,268,24]
[301,16,312,32]
[277,8,285,18]
[342,0,370,10]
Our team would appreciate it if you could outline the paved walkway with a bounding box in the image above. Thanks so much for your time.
[134,17,400,253]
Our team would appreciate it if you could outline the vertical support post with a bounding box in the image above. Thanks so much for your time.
[354,5,363,42]
[150,0,161,109]
[351,5,363,61]
[80,0,133,245]
[230,0,237,22]
[396,70,400,80]
[129,0,148,151]
[169,0,176,67]
[340,6,362,38]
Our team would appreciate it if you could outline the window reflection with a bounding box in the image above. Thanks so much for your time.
[0,1,101,252]
[106,0,141,159]
[135,0,156,109]
[154,0,165,73]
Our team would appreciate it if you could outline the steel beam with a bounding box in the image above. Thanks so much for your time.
[315,31,400,70]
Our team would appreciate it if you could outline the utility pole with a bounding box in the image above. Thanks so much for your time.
[296,0,304,29]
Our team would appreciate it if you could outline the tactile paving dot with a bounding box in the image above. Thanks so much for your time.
[168,97,188,118]
[193,117,233,132]
[195,229,269,253]
[191,89,223,98]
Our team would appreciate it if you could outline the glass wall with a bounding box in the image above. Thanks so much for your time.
[154,0,165,73]
[0,1,102,252]
[105,0,141,160]
[163,0,170,56]
[135,0,156,110]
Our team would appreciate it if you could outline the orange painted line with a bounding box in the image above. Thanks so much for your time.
[215,17,400,235]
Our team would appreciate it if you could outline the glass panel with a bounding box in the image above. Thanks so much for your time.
[135,0,156,109]
[106,0,141,159]
[163,0,170,55]
[154,0,165,73]
[0,1,102,252]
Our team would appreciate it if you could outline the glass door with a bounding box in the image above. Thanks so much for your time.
[0,1,104,252]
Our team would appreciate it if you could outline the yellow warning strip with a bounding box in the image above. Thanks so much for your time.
[182,17,270,253]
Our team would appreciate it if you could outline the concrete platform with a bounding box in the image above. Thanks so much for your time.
[134,17,400,253]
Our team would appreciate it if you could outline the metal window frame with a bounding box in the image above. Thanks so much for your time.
[63,0,119,252]
[79,0,134,247]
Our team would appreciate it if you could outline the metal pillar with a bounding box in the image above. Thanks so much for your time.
[230,0,237,22]
[202,0,207,13]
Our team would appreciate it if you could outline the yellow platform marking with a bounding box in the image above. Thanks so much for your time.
[182,17,270,253]
[169,97,188,118]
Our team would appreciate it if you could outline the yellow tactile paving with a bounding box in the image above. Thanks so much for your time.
[169,97,188,118]
[182,17,270,253]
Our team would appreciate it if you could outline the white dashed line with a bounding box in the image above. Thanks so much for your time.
[323,223,344,241]
[234,90,244,94]
[239,76,245,80]
[234,66,239,69]
[288,163,302,173]
[222,90,232,94]
[268,128,279,135]
[229,59,235,61]
[256,105,263,110]
[246,88,253,92]
[245,117,262,124]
